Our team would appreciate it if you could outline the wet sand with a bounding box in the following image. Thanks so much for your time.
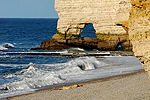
[1,70,149,100]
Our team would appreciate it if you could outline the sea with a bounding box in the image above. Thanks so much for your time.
[0,18,144,98]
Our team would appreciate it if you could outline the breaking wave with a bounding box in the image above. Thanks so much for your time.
[0,43,15,51]
[0,57,107,92]
[68,57,107,70]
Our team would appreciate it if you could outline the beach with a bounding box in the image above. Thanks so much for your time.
[1,70,149,100]
[0,19,149,100]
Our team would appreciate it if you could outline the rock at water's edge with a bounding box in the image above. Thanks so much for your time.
[31,37,132,51]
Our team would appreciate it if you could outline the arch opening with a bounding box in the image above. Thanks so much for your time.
[80,24,97,38]
[117,42,123,51]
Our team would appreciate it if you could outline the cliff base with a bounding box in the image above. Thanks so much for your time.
[32,37,132,51]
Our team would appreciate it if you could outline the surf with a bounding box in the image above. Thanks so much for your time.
[0,43,15,51]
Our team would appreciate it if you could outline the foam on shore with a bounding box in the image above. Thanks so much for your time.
[0,56,144,99]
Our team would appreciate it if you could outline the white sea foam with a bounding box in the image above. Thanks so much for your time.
[70,48,85,51]
[75,48,85,51]
[0,57,106,91]
[0,43,15,51]
[3,43,15,48]
[61,50,68,53]
[0,46,8,50]
[0,56,144,98]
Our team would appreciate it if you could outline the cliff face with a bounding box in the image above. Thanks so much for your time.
[54,0,131,38]
[31,0,133,51]
[53,0,150,84]
[128,0,150,81]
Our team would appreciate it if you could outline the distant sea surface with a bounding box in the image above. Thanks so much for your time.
[0,18,143,98]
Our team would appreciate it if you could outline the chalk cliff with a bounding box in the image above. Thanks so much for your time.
[32,0,133,51]
[128,0,150,82]
[53,0,150,86]
[53,0,150,83]
[54,0,131,38]
[33,0,150,84]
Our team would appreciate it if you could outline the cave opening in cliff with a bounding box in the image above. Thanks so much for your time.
[117,42,123,51]
[80,24,97,38]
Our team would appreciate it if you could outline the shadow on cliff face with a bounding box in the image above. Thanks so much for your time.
[80,24,97,38]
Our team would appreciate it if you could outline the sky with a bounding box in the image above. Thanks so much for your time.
[0,0,58,18]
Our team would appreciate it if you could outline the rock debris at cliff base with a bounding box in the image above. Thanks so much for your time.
[32,37,132,51]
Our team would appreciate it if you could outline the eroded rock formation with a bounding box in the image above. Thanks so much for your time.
[53,0,150,84]
[32,0,134,51]
[32,37,132,51]
[53,0,150,85]
[128,0,150,82]
[54,0,131,38]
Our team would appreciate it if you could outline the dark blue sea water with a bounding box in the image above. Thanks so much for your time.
[0,18,143,98]
[0,18,57,52]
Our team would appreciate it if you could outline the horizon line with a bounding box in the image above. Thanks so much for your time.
[0,17,59,19]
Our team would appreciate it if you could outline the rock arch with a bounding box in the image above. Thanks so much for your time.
[53,0,150,84]
[80,23,97,38]
[116,42,123,50]
[53,0,131,39]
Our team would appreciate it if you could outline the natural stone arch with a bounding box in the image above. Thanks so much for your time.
[52,0,150,85]
[53,0,131,39]
[116,42,123,50]
[80,23,97,38]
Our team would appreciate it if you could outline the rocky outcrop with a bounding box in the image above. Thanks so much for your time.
[54,0,131,38]
[53,0,150,84]
[33,0,134,51]
[32,0,133,52]
[31,0,134,51]
[32,37,132,51]
[128,0,150,82]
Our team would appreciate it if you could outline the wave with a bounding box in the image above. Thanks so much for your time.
[54,48,85,54]
[0,46,8,51]
[0,43,15,51]
[0,57,107,91]
[67,48,85,53]
[68,57,107,70]
[70,48,85,51]
[0,56,144,98]
[0,63,64,92]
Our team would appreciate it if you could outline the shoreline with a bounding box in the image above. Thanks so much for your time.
[1,69,149,100]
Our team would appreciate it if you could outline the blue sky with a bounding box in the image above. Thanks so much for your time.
[0,0,58,18]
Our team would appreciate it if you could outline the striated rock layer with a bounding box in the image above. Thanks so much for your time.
[54,0,131,38]
[31,0,134,51]
[32,37,132,51]
[128,0,150,82]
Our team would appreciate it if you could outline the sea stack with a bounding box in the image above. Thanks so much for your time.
[32,0,132,50]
